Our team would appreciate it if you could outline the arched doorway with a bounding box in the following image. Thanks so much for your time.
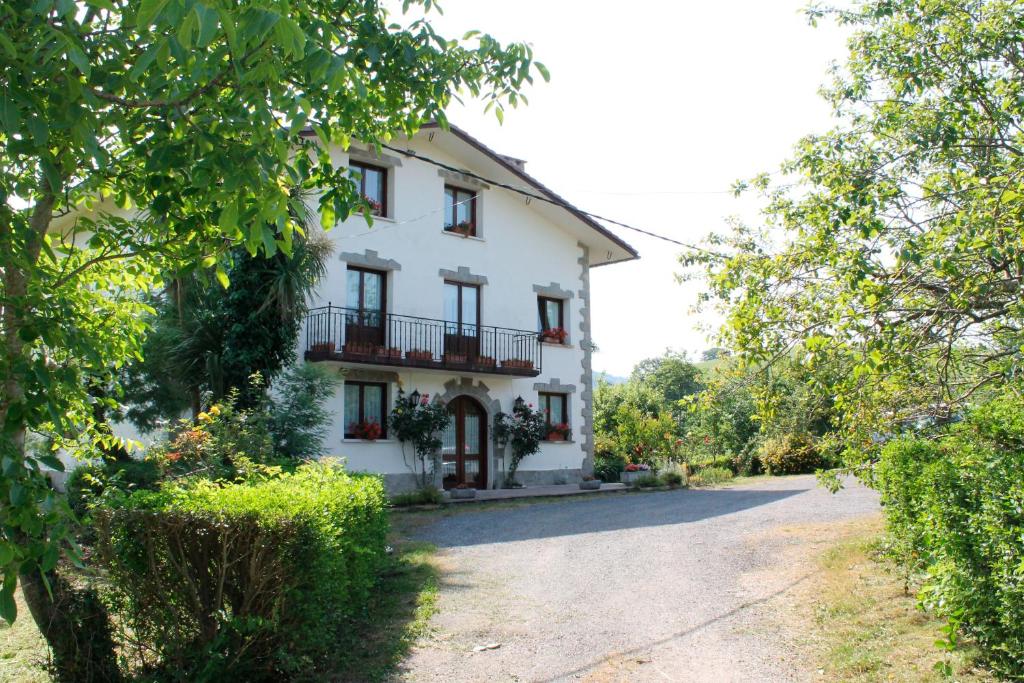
[441,396,487,489]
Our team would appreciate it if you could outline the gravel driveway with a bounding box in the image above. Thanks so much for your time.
[400,475,879,682]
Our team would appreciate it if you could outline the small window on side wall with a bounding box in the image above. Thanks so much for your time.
[539,392,570,441]
[444,185,477,236]
[537,297,567,343]
[344,381,387,440]
[350,161,387,217]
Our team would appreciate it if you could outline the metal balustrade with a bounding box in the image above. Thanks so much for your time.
[304,305,542,376]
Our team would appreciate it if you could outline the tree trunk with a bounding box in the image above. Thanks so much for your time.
[20,568,122,683]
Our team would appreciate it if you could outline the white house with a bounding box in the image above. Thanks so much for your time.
[304,123,638,491]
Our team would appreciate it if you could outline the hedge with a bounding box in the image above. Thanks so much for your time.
[876,391,1024,678]
[96,462,388,681]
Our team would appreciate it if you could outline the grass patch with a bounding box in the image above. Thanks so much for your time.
[803,521,994,682]
[0,590,50,683]
[334,536,439,681]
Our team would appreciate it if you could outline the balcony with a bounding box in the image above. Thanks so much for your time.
[304,305,543,377]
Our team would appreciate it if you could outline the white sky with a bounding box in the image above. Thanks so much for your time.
[419,0,850,376]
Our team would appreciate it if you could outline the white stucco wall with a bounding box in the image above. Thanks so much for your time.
[301,135,594,490]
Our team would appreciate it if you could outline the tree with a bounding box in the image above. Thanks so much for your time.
[683,0,1024,459]
[630,350,704,408]
[123,231,333,428]
[0,0,545,670]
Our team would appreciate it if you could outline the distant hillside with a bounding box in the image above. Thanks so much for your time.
[594,371,629,385]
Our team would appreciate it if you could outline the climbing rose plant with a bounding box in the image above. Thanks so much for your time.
[493,398,547,487]
[389,389,451,488]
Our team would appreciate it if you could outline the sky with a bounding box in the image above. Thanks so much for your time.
[415,1,851,377]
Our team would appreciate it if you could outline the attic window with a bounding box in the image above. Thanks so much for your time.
[444,185,477,236]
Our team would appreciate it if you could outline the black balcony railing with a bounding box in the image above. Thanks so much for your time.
[304,305,542,376]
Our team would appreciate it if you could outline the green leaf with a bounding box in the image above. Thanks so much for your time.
[215,266,229,289]
[194,3,220,48]
[65,43,91,77]
[0,573,16,624]
[136,0,169,27]
[534,61,550,82]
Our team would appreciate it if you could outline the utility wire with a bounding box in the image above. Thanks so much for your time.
[378,142,725,255]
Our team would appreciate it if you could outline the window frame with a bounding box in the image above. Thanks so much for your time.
[444,185,477,236]
[346,265,387,313]
[344,381,388,439]
[537,296,565,333]
[350,161,388,217]
[443,280,481,333]
[538,392,569,435]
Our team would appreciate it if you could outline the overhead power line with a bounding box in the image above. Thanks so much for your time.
[378,142,724,255]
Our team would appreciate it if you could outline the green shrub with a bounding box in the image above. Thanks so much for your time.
[689,465,733,487]
[96,461,388,680]
[661,468,685,488]
[759,432,823,475]
[390,486,444,507]
[876,390,1024,678]
[633,473,662,488]
[66,459,162,522]
[594,451,626,482]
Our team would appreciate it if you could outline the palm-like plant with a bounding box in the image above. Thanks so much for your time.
[123,224,334,428]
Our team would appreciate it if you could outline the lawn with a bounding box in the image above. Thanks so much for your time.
[797,519,995,682]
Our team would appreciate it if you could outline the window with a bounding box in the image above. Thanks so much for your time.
[444,185,477,235]
[537,297,565,333]
[538,392,569,438]
[346,266,385,313]
[443,281,479,337]
[350,161,387,217]
[344,381,387,439]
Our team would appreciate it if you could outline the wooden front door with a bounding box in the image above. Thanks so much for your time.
[441,396,487,489]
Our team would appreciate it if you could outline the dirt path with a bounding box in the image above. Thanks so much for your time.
[399,475,880,682]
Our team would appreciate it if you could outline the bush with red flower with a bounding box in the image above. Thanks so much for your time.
[350,419,383,441]
[389,389,451,488]
[493,397,547,487]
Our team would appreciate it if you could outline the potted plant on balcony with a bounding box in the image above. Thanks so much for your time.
[406,348,433,362]
[475,355,497,369]
[443,351,468,365]
[376,346,402,361]
[546,422,572,442]
[350,419,383,441]
[579,475,602,491]
[539,327,568,344]
[310,340,336,354]
[343,341,375,356]
[450,482,477,499]
[501,358,534,371]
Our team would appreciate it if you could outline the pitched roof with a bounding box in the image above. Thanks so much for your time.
[420,122,639,265]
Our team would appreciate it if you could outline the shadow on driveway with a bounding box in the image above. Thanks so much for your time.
[415,486,809,548]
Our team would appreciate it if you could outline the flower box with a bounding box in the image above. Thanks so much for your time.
[501,358,534,371]
[450,487,477,499]
[310,341,336,354]
[539,327,569,344]
[376,347,402,361]
[620,470,649,484]
[546,422,571,442]
[406,349,433,362]
[343,342,375,356]
[443,352,468,365]
[475,356,497,369]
